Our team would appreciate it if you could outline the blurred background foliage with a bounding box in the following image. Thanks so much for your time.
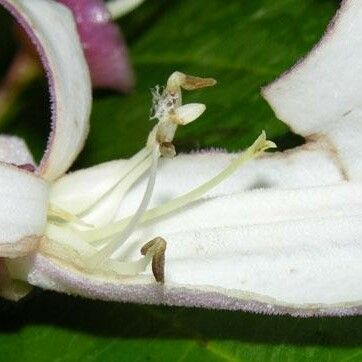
[2,0,362,361]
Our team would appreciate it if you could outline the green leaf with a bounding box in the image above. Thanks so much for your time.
[2,0,362,361]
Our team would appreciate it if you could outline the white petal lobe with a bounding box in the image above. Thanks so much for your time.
[0,0,92,181]
[114,147,343,219]
[0,164,48,258]
[16,155,360,315]
[263,0,362,179]
[21,182,362,316]
[0,135,34,166]
[3,0,362,317]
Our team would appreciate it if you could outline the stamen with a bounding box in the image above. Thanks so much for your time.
[55,71,217,280]
[48,148,153,231]
[48,205,93,228]
[77,153,153,226]
[160,142,176,158]
[85,238,165,279]
[74,147,151,218]
[139,132,276,222]
[49,72,274,285]
[180,74,217,90]
[77,131,276,242]
[170,104,206,126]
[140,237,167,283]
[44,224,153,277]
[88,145,160,263]
[166,72,216,92]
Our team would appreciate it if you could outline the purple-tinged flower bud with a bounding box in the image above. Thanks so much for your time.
[58,0,134,92]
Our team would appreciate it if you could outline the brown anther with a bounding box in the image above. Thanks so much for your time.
[181,75,217,90]
[141,236,167,283]
[160,142,176,158]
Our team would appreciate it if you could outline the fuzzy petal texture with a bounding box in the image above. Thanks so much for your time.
[58,0,134,91]
[0,0,92,181]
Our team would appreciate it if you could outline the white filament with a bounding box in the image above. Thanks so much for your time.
[90,145,160,262]
[76,132,275,242]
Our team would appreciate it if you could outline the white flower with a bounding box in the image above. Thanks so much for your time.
[0,0,361,317]
[0,0,274,299]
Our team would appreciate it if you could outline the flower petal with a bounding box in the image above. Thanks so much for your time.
[16,181,362,316]
[114,147,343,218]
[6,1,362,316]
[50,159,129,214]
[0,135,34,166]
[10,147,355,315]
[262,0,362,180]
[58,0,134,91]
[48,146,342,218]
[0,0,92,181]
[0,164,48,258]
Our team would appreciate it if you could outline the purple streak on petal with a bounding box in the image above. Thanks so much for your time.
[58,0,134,92]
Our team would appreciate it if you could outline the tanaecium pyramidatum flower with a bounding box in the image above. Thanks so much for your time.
[0,0,362,317]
